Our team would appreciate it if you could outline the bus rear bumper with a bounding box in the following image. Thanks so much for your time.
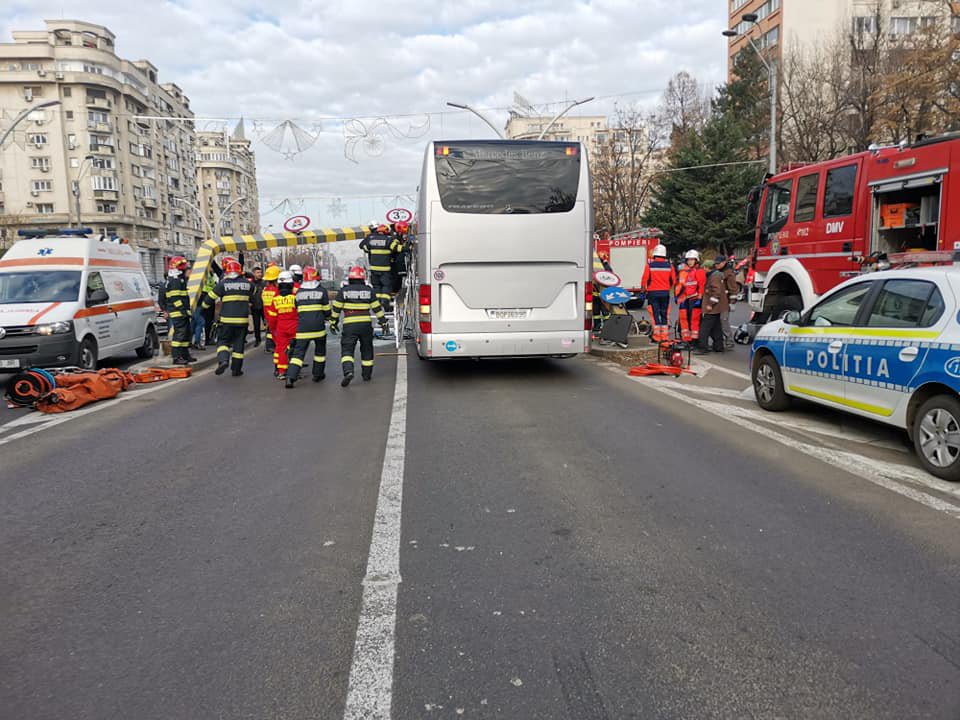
[421,331,590,359]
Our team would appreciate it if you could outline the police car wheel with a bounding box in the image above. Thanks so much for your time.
[913,395,960,482]
[752,354,790,412]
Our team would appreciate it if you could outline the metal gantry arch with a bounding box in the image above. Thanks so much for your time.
[186,226,369,309]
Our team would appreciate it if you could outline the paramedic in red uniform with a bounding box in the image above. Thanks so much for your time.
[271,270,299,378]
[676,249,706,345]
[640,244,676,343]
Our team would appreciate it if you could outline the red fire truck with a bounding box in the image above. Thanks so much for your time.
[595,228,663,301]
[746,133,959,322]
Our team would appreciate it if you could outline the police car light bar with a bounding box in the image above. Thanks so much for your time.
[17,227,93,238]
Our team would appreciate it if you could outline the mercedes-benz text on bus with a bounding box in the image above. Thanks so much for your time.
[413,140,593,360]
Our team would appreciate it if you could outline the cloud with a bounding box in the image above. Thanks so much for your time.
[1,0,728,226]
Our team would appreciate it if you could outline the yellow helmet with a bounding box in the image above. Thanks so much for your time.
[264,266,281,282]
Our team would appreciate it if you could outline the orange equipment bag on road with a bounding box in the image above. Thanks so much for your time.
[130,366,193,383]
[34,369,135,414]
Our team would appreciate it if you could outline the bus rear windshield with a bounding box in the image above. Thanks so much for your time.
[435,141,581,214]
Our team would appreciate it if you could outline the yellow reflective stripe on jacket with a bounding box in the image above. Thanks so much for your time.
[295,330,327,339]
[219,317,249,325]
[341,302,373,310]
[342,315,373,324]
[369,265,391,271]
[222,294,250,303]
[369,248,392,254]
[166,289,189,296]
[298,304,329,312]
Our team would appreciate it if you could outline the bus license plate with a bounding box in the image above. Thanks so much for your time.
[0,359,20,369]
[488,309,529,320]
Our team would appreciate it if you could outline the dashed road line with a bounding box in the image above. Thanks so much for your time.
[343,351,408,720]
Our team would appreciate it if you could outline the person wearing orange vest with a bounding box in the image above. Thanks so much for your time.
[271,270,299,378]
[261,265,280,355]
[641,244,677,343]
[676,249,706,344]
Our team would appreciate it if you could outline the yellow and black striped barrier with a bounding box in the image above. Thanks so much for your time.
[186,227,369,309]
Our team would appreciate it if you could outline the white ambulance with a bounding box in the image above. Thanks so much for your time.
[0,230,160,371]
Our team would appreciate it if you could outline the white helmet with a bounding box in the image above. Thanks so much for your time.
[684,249,701,262]
[652,244,667,258]
[278,270,294,284]
[289,264,302,274]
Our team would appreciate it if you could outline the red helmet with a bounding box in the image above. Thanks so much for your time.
[377,224,390,234]
[395,221,409,234]
[223,259,242,275]
[348,265,367,281]
[302,266,319,282]
[168,255,188,271]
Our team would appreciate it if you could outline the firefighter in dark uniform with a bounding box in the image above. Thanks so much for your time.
[159,255,195,365]
[202,258,253,376]
[330,265,387,387]
[285,266,331,388]
[359,223,400,311]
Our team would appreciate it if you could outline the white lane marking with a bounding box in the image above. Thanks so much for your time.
[343,352,407,720]
[0,368,214,448]
[1,412,56,428]
[690,357,751,381]
[597,361,960,518]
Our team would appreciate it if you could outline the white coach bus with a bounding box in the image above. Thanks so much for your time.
[412,139,593,360]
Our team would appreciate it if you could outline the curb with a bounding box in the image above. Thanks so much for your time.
[589,343,660,368]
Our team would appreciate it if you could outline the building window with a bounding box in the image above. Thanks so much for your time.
[131,164,141,177]
[62,87,71,98]
[87,110,109,127]
[890,16,919,38]
[35,203,55,214]
[28,133,48,146]
[31,180,53,192]
[92,176,117,191]
[96,202,118,213]
[65,110,74,120]
[85,88,107,101]
[92,157,114,170]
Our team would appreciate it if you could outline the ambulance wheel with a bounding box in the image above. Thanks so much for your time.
[136,326,159,359]
[913,395,960,482]
[77,337,98,371]
[752,354,790,411]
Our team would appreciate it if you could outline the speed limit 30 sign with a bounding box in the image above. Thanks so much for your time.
[386,208,413,224]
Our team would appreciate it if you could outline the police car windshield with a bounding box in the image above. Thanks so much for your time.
[0,271,82,304]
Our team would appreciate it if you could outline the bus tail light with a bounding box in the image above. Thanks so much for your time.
[584,283,593,330]
[419,283,432,334]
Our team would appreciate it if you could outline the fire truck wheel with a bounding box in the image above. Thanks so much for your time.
[913,394,960,482]
[752,353,791,412]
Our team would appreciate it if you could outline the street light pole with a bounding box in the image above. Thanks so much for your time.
[0,99,61,149]
[446,102,505,139]
[72,155,95,229]
[537,97,595,140]
[723,15,777,175]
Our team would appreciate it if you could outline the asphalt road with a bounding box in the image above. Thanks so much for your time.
[1,339,958,719]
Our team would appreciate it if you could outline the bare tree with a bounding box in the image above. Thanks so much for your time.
[660,71,709,144]
[592,105,666,235]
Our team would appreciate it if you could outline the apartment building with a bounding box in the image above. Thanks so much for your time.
[0,20,202,280]
[196,123,260,238]
[504,113,610,151]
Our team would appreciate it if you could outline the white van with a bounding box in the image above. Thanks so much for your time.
[0,230,160,371]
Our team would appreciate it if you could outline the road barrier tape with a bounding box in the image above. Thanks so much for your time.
[186,227,370,310]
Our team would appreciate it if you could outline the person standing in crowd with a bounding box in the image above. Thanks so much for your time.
[676,249,705,347]
[261,265,280,354]
[271,270,299,378]
[696,256,729,355]
[249,266,264,347]
[641,244,676,343]
[202,259,254,376]
[159,256,195,365]
[721,256,740,349]
[200,270,217,347]
[329,266,387,387]
[285,266,331,388]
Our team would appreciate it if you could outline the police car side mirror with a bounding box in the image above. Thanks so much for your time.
[782,310,801,325]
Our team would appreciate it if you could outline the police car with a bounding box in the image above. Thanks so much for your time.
[750,267,960,481]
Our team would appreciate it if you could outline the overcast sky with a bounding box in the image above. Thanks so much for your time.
[2,1,728,228]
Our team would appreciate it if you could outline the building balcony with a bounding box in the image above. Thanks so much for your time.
[86,121,112,132]
[85,96,112,109]
[142,196,157,208]
[89,144,114,154]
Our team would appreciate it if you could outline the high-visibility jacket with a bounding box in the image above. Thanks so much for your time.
[294,281,330,339]
[642,259,677,293]
[262,282,278,328]
[359,232,400,273]
[202,274,253,325]
[330,282,386,326]
[158,276,189,318]
[676,266,706,301]
[272,290,299,334]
